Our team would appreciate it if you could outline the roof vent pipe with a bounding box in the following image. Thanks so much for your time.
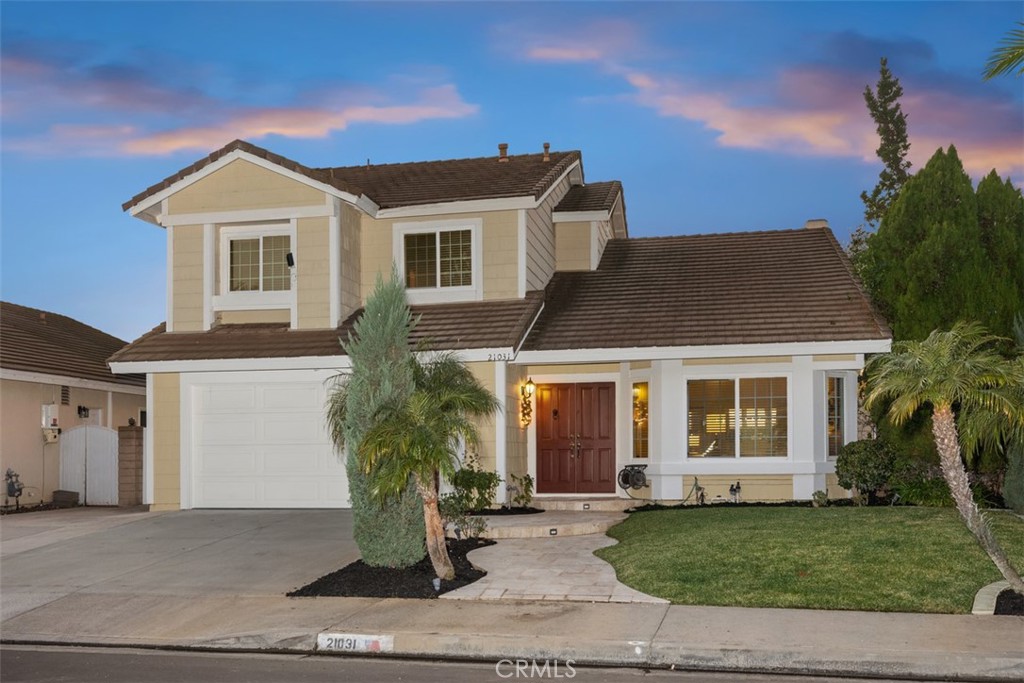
[543,142,550,162]
[498,143,509,162]
[804,219,829,230]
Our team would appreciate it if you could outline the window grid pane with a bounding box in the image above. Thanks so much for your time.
[632,382,649,459]
[229,239,260,292]
[687,379,735,457]
[738,377,787,457]
[262,235,291,291]
[827,376,844,457]
[404,233,437,288]
[439,229,472,287]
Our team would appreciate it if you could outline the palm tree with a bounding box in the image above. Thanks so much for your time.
[357,352,500,580]
[865,322,1024,594]
[984,22,1024,79]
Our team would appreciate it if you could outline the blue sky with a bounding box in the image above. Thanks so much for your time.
[2,1,1021,341]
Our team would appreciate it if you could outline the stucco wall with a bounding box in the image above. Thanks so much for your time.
[172,224,204,332]
[297,216,331,328]
[340,203,362,318]
[465,361,497,473]
[505,364,529,484]
[151,373,181,510]
[0,379,145,504]
[683,474,793,502]
[218,309,290,324]
[166,159,323,214]
[555,221,591,271]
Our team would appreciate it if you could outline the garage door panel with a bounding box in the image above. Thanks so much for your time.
[191,374,349,509]
[262,385,321,410]
[262,416,324,443]
[202,387,257,412]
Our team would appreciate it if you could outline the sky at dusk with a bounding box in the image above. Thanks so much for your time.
[2,1,1021,342]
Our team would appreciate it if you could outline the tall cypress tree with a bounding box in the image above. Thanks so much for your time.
[866,146,989,341]
[975,171,1024,338]
[326,270,425,567]
[860,58,912,228]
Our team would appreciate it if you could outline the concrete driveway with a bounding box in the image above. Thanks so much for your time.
[1,508,358,622]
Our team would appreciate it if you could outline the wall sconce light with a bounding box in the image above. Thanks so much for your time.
[77,406,89,419]
[520,378,536,426]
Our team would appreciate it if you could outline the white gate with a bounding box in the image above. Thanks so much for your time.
[59,426,119,505]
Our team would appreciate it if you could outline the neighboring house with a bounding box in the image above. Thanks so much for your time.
[0,302,146,505]
[109,139,891,511]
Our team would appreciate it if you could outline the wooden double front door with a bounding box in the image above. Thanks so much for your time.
[536,382,616,494]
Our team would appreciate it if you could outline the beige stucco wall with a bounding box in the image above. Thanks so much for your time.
[465,361,497,473]
[218,309,290,324]
[151,373,181,511]
[360,210,520,304]
[684,356,793,366]
[505,365,529,483]
[825,473,849,499]
[172,224,204,332]
[0,379,145,504]
[166,159,324,214]
[340,203,362,318]
[527,363,620,375]
[685,474,793,502]
[296,216,331,328]
[555,221,591,271]
[813,354,857,362]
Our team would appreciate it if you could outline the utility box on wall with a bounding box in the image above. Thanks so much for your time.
[41,404,59,429]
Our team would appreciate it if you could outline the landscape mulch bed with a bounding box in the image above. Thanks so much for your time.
[469,506,543,516]
[287,538,495,599]
[0,502,64,515]
[995,588,1024,616]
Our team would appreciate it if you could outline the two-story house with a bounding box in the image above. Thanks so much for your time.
[109,139,890,511]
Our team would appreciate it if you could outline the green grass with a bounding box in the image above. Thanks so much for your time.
[595,506,1024,613]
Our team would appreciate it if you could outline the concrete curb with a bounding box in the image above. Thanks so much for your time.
[972,580,1010,615]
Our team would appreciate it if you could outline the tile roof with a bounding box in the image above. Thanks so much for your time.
[521,228,891,351]
[0,302,145,387]
[123,139,582,213]
[108,294,544,364]
[553,181,622,213]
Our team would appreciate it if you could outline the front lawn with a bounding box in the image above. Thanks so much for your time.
[596,506,1024,613]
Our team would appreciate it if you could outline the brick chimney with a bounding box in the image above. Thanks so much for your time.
[498,143,509,162]
[804,219,829,230]
[543,142,550,162]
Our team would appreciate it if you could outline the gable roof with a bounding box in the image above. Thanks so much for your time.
[123,139,582,214]
[0,302,145,387]
[107,294,544,365]
[522,228,891,351]
[553,181,622,213]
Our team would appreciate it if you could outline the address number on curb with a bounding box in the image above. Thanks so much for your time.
[317,632,394,653]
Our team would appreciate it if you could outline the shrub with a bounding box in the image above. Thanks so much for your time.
[450,466,502,512]
[811,490,830,507]
[508,473,534,508]
[836,439,897,503]
[1004,443,1024,514]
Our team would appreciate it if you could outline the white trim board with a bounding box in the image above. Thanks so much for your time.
[516,339,890,364]
[1,368,146,395]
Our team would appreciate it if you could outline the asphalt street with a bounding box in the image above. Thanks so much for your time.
[0,646,952,683]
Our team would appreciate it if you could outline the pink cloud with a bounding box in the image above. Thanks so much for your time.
[517,19,645,66]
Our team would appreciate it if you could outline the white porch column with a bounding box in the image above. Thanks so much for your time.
[650,360,684,499]
[791,355,823,499]
[144,374,154,505]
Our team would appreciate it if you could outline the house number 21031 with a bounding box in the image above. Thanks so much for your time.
[488,353,513,361]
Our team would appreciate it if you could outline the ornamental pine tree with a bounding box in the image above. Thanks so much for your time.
[326,270,425,567]
[860,58,912,228]
[975,171,1024,338]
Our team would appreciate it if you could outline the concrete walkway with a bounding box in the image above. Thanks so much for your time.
[443,535,666,603]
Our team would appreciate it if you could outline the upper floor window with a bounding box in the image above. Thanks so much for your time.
[405,229,472,289]
[394,219,482,304]
[229,234,291,292]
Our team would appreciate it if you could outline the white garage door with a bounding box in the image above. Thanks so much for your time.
[190,373,349,508]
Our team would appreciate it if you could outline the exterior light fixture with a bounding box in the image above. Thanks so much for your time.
[520,378,536,426]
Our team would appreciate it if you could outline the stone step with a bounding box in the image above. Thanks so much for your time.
[468,511,627,539]
[533,497,640,513]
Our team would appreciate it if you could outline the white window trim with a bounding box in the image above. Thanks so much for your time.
[683,372,794,461]
[214,223,295,311]
[393,218,483,305]
[629,371,651,462]
[824,373,844,460]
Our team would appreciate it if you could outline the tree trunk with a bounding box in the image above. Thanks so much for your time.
[415,473,455,581]
[932,405,1024,594]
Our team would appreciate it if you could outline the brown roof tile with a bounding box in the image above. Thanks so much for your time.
[553,181,622,213]
[108,295,544,364]
[123,139,581,213]
[522,228,891,351]
[0,302,145,387]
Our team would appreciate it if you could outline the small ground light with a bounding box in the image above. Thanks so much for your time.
[432,578,441,591]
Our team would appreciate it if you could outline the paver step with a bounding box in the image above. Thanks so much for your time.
[454,510,627,539]
[533,497,641,513]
